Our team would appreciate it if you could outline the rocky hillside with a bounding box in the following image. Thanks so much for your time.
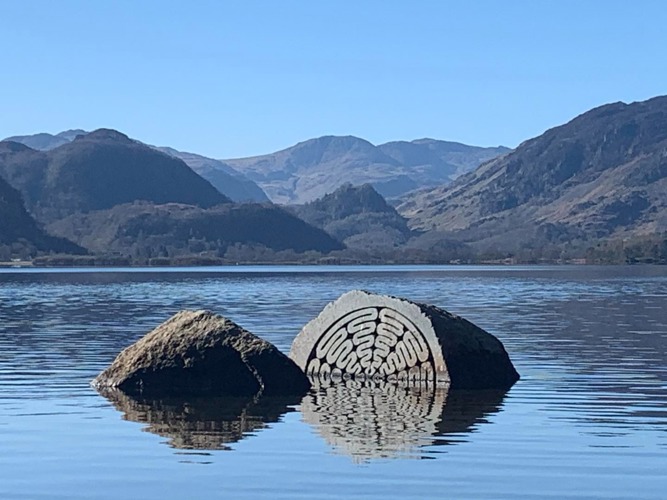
[224,136,508,204]
[290,183,413,250]
[0,130,229,222]
[398,96,667,253]
[0,175,83,256]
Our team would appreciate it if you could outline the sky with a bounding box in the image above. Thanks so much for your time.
[1,0,666,158]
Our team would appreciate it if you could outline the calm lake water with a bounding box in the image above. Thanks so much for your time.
[1,265,666,499]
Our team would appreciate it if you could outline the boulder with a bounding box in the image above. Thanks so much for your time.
[93,310,310,397]
[289,290,519,390]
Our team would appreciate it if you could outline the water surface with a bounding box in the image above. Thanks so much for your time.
[1,265,666,499]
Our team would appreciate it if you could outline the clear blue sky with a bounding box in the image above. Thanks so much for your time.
[2,0,666,158]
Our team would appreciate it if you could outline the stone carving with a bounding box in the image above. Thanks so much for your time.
[290,290,520,390]
[305,306,438,384]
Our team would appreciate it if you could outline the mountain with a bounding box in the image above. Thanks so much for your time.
[3,130,268,204]
[224,136,509,204]
[4,130,87,150]
[156,147,268,202]
[290,183,413,250]
[0,175,83,256]
[398,96,667,255]
[48,201,344,258]
[0,129,229,222]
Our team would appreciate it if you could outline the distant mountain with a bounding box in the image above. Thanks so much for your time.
[4,130,269,203]
[0,175,83,256]
[290,183,413,250]
[398,96,667,254]
[48,201,344,257]
[0,129,229,222]
[224,136,509,204]
[4,130,87,151]
[155,147,268,202]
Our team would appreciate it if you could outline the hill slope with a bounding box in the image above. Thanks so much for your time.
[0,129,229,222]
[398,96,667,253]
[224,136,508,204]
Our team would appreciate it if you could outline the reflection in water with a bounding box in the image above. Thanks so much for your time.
[301,379,507,461]
[100,389,299,450]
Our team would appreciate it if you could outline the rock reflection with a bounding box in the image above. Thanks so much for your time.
[100,389,299,450]
[301,379,507,461]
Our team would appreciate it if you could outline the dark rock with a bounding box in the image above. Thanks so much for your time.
[289,290,519,390]
[92,310,311,397]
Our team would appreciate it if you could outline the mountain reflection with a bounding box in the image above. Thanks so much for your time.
[301,379,507,461]
[100,389,299,450]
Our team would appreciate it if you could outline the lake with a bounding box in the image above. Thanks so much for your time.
[1,265,666,499]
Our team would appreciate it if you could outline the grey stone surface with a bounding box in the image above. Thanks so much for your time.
[93,310,311,397]
[289,290,519,390]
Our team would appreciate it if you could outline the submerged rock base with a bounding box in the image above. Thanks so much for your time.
[289,290,519,390]
[92,310,310,397]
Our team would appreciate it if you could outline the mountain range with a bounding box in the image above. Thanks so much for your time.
[398,96,667,257]
[6,131,507,206]
[3,94,667,264]
[224,136,509,203]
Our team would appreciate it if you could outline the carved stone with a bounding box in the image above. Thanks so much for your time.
[289,290,519,390]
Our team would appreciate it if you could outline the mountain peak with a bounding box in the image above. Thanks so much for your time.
[79,129,132,143]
